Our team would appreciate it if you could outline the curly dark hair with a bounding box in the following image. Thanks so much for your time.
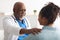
[39,2,60,25]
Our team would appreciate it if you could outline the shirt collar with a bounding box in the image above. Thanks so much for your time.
[42,26,56,30]
[12,15,25,23]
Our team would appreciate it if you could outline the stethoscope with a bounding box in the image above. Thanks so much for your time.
[11,15,17,23]
[11,15,29,28]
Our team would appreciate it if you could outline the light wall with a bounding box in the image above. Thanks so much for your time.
[0,0,60,15]
[0,0,60,40]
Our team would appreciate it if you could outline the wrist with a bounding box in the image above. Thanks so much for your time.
[20,29,26,34]
[24,29,31,34]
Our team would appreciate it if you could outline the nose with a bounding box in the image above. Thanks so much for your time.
[21,9,26,13]
[22,10,25,13]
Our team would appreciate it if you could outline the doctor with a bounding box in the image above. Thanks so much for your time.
[3,2,41,40]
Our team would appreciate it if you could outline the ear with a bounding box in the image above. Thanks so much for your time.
[42,17,48,25]
[42,17,47,20]
[42,17,48,22]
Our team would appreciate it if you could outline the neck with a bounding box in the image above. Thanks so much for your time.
[44,23,53,27]
[48,24,53,27]
[14,14,23,21]
[19,18,23,21]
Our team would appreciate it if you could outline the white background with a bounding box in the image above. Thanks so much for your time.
[0,0,60,15]
[0,0,60,40]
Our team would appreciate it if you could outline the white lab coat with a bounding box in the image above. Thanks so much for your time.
[3,15,31,40]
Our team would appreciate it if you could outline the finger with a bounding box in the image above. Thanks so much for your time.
[32,32,36,35]
[32,29,40,34]
[37,29,42,32]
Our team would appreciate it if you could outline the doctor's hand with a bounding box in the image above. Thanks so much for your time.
[29,28,42,35]
[20,28,42,35]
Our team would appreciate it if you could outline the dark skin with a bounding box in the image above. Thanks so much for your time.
[38,15,53,26]
[13,2,41,35]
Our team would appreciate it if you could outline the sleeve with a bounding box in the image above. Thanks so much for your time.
[23,34,39,40]
[3,17,22,35]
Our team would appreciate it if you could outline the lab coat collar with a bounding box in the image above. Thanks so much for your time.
[11,15,25,20]
[11,15,16,20]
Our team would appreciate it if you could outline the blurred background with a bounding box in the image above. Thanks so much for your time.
[0,0,60,40]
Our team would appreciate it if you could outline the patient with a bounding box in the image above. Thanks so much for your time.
[23,2,60,40]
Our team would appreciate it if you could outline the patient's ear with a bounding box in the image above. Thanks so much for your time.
[42,17,47,20]
[42,17,48,24]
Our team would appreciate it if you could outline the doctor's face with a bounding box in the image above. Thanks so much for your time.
[17,5,26,18]
[14,3,26,20]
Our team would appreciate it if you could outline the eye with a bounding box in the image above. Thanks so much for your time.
[19,9,26,12]
[24,9,26,11]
